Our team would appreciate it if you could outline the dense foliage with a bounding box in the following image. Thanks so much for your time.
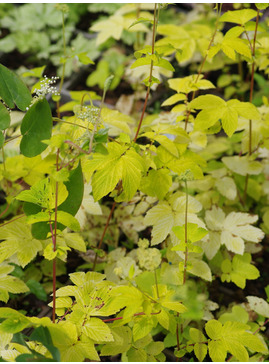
[0,2,269,362]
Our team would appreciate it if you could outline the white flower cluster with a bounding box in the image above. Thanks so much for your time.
[113,257,141,279]
[137,238,149,249]
[137,246,161,271]
[74,105,100,124]
[26,76,60,110]
[33,76,60,99]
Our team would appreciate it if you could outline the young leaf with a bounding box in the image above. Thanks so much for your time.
[17,178,68,210]
[172,223,208,243]
[20,98,52,157]
[0,64,32,111]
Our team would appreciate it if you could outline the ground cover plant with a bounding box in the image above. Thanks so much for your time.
[0,2,269,362]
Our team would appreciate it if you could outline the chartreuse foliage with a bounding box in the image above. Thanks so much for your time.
[1,2,269,362]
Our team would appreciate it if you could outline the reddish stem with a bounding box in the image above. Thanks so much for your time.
[92,201,117,271]
[102,309,161,323]
[0,214,24,228]
[0,204,10,220]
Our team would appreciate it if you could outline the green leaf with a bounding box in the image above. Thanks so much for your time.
[189,328,207,343]
[116,149,145,202]
[219,9,257,25]
[172,223,208,243]
[89,144,144,202]
[22,65,46,78]
[156,309,170,330]
[144,201,174,245]
[92,158,122,201]
[30,326,60,362]
[62,232,86,252]
[256,3,269,10]
[26,279,47,301]
[194,343,207,362]
[208,340,227,362]
[140,168,172,200]
[58,162,84,217]
[161,301,187,313]
[190,95,226,110]
[131,54,174,72]
[215,176,237,200]
[227,99,260,120]
[0,217,42,268]
[222,155,263,176]
[231,253,260,289]
[0,64,32,111]
[53,211,80,232]
[128,17,153,29]
[28,162,84,240]
[133,317,154,341]
[221,259,232,274]
[82,317,113,342]
[77,52,94,65]
[223,338,249,362]
[205,320,223,340]
[127,347,147,362]
[0,102,10,130]
[219,305,249,324]
[161,93,186,107]
[100,327,132,356]
[20,98,52,157]
[17,178,68,210]
[0,315,30,334]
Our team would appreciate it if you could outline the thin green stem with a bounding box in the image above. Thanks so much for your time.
[176,180,189,360]
[133,3,157,142]
[2,132,6,171]
[58,11,66,95]
[56,11,67,119]
[183,180,189,285]
[53,118,88,130]
[49,219,57,324]
[243,9,260,203]
[154,269,159,298]
[50,150,60,324]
